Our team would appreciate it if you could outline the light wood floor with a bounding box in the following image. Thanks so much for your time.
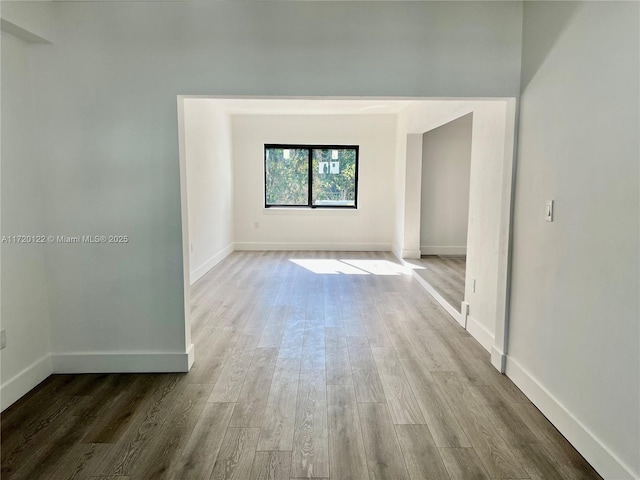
[1,251,601,480]
[414,256,466,312]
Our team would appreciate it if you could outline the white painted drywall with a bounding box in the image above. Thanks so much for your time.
[232,114,396,250]
[1,1,523,376]
[183,99,234,284]
[0,1,56,43]
[396,101,475,260]
[402,134,424,259]
[420,113,472,255]
[1,32,53,409]
[464,101,511,349]
[392,112,409,259]
[509,2,639,478]
[396,100,513,350]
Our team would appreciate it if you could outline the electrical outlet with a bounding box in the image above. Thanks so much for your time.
[1,330,6,350]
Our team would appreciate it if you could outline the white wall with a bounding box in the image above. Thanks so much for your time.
[402,134,424,259]
[0,1,522,375]
[1,32,53,409]
[463,101,512,350]
[396,101,474,260]
[397,100,514,352]
[392,114,409,259]
[0,1,56,43]
[183,99,234,284]
[4,4,636,476]
[420,113,472,255]
[508,2,639,478]
[232,114,397,250]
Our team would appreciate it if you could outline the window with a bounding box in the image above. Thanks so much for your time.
[264,144,358,208]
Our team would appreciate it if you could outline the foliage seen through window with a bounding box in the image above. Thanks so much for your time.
[264,145,358,208]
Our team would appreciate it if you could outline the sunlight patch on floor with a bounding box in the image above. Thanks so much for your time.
[399,260,426,271]
[289,258,412,276]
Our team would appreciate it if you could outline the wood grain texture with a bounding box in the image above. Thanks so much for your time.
[8,395,103,479]
[90,476,131,480]
[301,326,326,371]
[1,251,601,480]
[511,401,602,480]
[395,424,449,480]
[432,371,527,479]
[2,393,92,478]
[371,347,425,425]
[170,402,234,479]
[327,385,369,480]
[209,345,258,403]
[92,375,185,477]
[249,451,291,480]
[229,348,279,427]
[290,369,329,478]
[467,385,538,448]
[43,443,113,480]
[414,255,466,310]
[1,375,76,439]
[83,375,157,444]
[325,328,352,385]
[346,342,385,403]
[211,428,260,480]
[130,383,212,479]
[278,319,305,360]
[512,443,568,480]
[357,402,410,480]
[439,447,491,480]
[398,355,470,447]
[257,358,301,451]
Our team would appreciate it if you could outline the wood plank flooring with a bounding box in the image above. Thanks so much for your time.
[414,255,466,311]
[1,251,601,480]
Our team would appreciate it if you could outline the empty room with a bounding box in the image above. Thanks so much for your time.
[1,2,638,480]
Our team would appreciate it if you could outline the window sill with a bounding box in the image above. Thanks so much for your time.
[263,207,358,216]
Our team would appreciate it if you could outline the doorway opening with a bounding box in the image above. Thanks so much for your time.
[177,96,517,373]
[415,113,473,317]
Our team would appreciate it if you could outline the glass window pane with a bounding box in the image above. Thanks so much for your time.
[265,148,309,206]
[312,148,357,207]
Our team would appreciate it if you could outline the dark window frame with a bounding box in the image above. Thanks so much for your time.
[264,144,359,209]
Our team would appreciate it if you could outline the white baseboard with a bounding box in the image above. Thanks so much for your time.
[420,246,467,256]
[2,346,196,411]
[1,354,53,411]
[52,350,194,374]
[490,345,506,373]
[402,249,422,259]
[465,315,494,352]
[392,244,403,261]
[505,356,637,480]
[190,244,234,285]
[409,269,494,355]
[410,270,465,328]
[186,343,195,370]
[234,242,391,252]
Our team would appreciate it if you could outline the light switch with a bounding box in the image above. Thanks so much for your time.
[545,200,554,222]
